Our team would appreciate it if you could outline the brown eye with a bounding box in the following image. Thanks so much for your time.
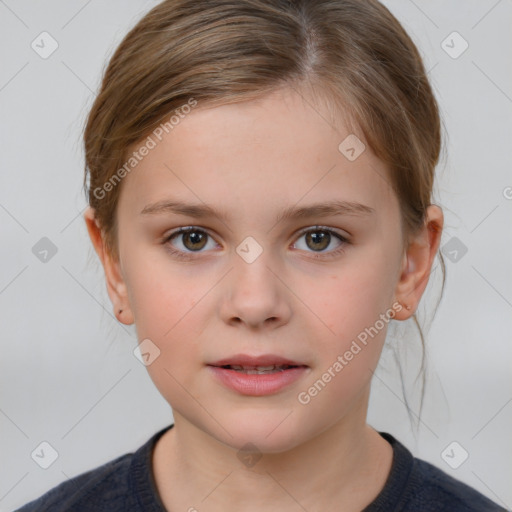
[293,227,348,258]
[165,227,215,254]
[182,230,207,251]
[305,230,331,251]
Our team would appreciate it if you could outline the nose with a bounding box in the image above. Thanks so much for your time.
[219,250,292,331]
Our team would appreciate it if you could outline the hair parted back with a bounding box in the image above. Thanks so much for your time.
[83,0,446,426]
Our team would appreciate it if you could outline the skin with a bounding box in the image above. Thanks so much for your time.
[85,85,443,511]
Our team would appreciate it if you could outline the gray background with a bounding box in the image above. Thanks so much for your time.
[1,1,511,510]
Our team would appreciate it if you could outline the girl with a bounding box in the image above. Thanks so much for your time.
[17,0,507,510]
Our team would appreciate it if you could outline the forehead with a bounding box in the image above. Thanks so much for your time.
[118,86,398,222]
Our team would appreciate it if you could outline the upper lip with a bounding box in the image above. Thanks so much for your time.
[208,354,307,367]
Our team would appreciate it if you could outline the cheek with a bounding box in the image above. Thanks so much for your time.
[296,257,394,344]
[125,254,218,378]
[128,263,209,405]
[295,272,390,414]
[289,255,396,402]
[126,251,205,340]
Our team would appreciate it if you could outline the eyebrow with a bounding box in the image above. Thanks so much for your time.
[140,199,375,223]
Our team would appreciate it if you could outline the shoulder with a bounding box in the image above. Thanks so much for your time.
[378,432,507,512]
[14,424,175,512]
[406,456,507,511]
[15,451,135,512]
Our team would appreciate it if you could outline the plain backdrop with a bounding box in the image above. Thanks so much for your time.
[1,1,511,510]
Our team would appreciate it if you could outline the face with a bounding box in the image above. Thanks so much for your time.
[99,86,410,452]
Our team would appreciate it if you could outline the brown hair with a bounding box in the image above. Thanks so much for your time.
[83,0,446,426]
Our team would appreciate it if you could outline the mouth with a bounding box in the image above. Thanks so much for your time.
[207,354,309,396]
[215,364,305,374]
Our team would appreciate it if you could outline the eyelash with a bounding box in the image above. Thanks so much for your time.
[162,226,349,262]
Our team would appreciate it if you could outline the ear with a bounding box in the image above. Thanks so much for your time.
[84,206,134,325]
[393,205,443,321]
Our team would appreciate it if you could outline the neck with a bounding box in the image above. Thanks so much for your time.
[152,390,393,511]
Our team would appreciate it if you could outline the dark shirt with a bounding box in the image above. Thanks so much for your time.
[15,424,507,511]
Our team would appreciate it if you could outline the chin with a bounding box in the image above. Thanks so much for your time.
[209,408,310,454]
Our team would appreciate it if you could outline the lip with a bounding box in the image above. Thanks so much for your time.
[209,353,306,367]
[207,353,309,396]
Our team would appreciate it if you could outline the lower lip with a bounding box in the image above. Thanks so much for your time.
[207,366,309,396]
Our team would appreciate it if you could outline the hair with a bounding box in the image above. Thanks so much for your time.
[83,0,446,430]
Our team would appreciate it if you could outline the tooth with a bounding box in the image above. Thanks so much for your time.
[225,364,294,373]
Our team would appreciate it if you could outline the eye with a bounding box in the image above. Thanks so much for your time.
[292,226,348,256]
[164,227,218,257]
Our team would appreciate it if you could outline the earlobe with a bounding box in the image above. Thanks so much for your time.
[83,207,135,325]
